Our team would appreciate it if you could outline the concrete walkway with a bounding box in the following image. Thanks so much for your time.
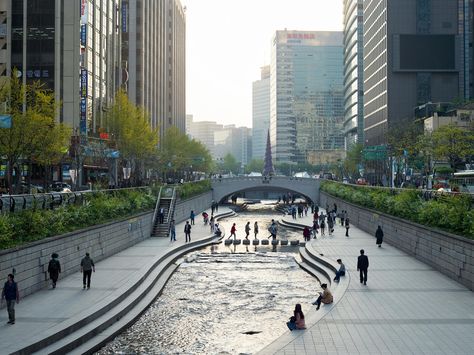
[0,207,232,354]
[260,209,474,355]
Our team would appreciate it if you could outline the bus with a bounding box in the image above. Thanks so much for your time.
[451,170,474,193]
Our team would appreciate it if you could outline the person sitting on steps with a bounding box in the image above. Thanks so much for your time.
[286,303,306,331]
[333,259,346,282]
[312,283,333,310]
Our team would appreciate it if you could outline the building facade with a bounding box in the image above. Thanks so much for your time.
[363,0,473,147]
[123,0,186,140]
[252,65,270,160]
[343,0,364,147]
[270,30,345,165]
[186,115,223,158]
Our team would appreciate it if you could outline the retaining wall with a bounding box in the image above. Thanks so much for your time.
[0,211,154,298]
[174,191,213,223]
[320,191,474,290]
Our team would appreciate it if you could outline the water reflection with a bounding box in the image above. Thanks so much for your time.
[97,202,318,355]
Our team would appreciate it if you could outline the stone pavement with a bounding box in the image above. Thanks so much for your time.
[260,209,474,355]
[0,207,231,354]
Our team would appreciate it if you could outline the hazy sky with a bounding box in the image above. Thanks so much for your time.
[181,0,343,128]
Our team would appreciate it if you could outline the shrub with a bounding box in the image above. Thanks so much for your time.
[177,180,211,200]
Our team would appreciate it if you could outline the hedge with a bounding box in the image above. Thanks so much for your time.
[321,181,474,239]
[0,189,156,250]
[176,180,211,200]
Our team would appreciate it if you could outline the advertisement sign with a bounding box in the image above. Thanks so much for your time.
[122,2,128,32]
[80,69,87,97]
[80,24,87,47]
[81,0,88,24]
[80,98,87,135]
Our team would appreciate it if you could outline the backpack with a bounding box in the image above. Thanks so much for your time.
[49,259,60,272]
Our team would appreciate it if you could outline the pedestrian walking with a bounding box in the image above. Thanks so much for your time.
[267,219,278,240]
[340,210,345,226]
[190,210,195,225]
[312,220,319,238]
[228,223,237,240]
[345,218,350,237]
[184,221,192,242]
[312,283,333,310]
[375,225,384,247]
[211,200,215,214]
[327,217,334,236]
[47,253,61,289]
[209,216,215,233]
[80,252,95,289]
[245,222,251,240]
[215,202,219,213]
[357,249,369,285]
[158,207,165,224]
[333,259,346,282]
[254,221,259,239]
[170,219,176,241]
[1,274,20,324]
[320,218,326,236]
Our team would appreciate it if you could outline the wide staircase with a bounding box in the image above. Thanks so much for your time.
[151,187,177,237]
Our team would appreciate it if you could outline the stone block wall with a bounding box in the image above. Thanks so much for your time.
[0,211,154,298]
[320,191,474,290]
[174,191,213,223]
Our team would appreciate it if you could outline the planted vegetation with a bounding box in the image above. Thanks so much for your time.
[0,189,156,250]
[176,180,212,200]
[321,181,474,238]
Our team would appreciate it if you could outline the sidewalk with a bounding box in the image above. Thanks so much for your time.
[261,209,474,354]
[0,207,231,354]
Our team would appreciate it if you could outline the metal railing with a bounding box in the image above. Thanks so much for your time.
[0,186,151,214]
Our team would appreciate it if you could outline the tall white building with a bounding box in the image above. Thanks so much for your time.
[186,115,223,157]
[252,65,270,160]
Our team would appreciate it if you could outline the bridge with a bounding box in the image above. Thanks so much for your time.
[211,176,321,203]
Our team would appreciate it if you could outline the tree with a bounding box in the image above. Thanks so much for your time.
[245,159,264,174]
[343,143,364,179]
[106,90,159,184]
[220,153,240,175]
[431,124,474,170]
[0,73,69,192]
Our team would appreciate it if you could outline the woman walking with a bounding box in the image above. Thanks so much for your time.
[254,221,259,239]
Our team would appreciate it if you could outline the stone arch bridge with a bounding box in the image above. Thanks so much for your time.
[211,176,321,204]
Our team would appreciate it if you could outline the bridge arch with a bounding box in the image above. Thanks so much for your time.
[211,176,320,204]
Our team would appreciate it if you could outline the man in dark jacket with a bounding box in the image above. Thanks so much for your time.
[357,249,369,285]
[48,253,61,289]
[81,253,95,289]
[375,225,384,247]
[2,274,20,324]
[184,221,192,243]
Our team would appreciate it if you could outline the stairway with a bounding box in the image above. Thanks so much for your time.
[151,187,177,237]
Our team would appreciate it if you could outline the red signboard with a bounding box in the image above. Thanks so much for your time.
[100,132,109,140]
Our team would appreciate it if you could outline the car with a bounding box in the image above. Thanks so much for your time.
[51,182,72,192]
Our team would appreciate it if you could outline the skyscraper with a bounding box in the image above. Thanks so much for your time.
[252,65,270,160]
[123,0,186,140]
[363,0,473,147]
[270,30,344,165]
[343,0,364,147]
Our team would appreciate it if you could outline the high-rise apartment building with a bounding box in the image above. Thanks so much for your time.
[270,30,344,165]
[123,0,186,140]
[363,0,473,146]
[343,0,364,147]
[252,65,270,160]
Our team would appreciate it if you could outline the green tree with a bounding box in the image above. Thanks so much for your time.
[245,159,264,174]
[106,90,159,184]
[220,153,240,174]
[343,143,364,179]
[431,124,474,169]
[0,73,69,192]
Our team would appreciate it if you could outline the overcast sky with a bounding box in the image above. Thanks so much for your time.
[181,0,343,128]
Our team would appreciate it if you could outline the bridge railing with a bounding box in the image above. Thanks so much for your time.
[211,176,316,183]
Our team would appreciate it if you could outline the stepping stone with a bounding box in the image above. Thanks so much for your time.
[261,239,269,245]
[271,240,279,245]
[300,242,306,247]
[224,239,233,245]
[243,239,250,245]
[280,240,289,246]
[290,240,299,246]
[233,239,241,245]
[252,239,259,245]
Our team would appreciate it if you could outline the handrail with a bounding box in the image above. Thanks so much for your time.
[166,187,177,223]
[151,187,163,228]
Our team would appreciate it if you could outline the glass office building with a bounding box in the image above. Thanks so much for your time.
[270,30,344,164]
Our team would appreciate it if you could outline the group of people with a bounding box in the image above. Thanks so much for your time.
[1,252,95,325]
[226,219,278,240]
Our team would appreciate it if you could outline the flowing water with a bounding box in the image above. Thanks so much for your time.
[97,202,319,355]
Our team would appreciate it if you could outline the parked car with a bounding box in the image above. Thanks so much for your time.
[50,182,72,192]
